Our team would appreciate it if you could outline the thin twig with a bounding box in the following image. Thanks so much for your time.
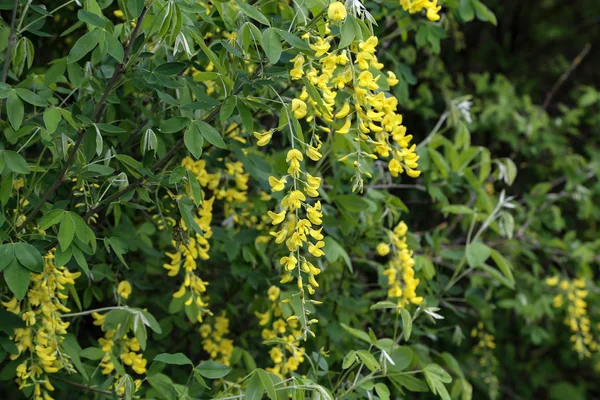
[51,376,115,397]
[19,7,149,230]
[542,43,591,109]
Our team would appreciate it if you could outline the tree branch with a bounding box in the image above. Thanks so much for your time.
[542,43,591,110]
[19,6,149,230]
[51,376,115,397]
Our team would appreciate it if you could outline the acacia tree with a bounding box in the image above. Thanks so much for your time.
[1,0,599,399]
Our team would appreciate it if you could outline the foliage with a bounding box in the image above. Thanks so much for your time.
[0,0,599,399]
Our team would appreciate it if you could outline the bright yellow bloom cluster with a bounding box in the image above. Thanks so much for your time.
[547,276,597,357]
[400,0,442,21]
[2,253,80,400]
[256,286,306,377]
[199,314,234,365]
[470,323,499,395]
[290,18,420,192]
[92,312,147,380]
[382,221,424,307]
[327,1,347,23]
[266,147,324,339]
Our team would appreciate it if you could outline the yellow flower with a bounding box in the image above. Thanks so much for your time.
[359,36,378,54]
[292,99,308,119]
[306,145,322,161]
[336,118,352,134]
[335,102,351,119]
[309,37,331,57]
[327,1,347,22]
[269,176,287,192]
[280,255,298,271]
[387,71,399,86]
[308,241,325,257]
[117,281,132,299]
[545,276,559,287]
[254,131,273,146]
[268,210,286,225]
[268,286,280,301]
[282,190,306,210]
[388,158,402,177]
[113,9,125,19]
[376,243,390,256]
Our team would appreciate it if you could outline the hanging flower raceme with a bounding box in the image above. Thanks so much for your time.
[470,323,500,399]
[380,221,424,308]
[199,313,234,365]
[400,0,442,21]
[546,275,598,358]
[2,253,80,400]
[260,146,324,339]
[288,5,421,193]
[255,286,306,377]
[91,312,145,393]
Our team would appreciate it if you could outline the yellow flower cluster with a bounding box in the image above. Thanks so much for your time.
[400,0,442,21]
[470,323,499,395]
[264,147,324,339]
[382,221,423,308]
[2,253,80,400]
[92,312,148,378]
[199,314,234,366]
[255,286,306,377]
[289,11,420,193]
[546,276,597,357]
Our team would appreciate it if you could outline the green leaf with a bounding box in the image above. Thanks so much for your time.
[340,323,371,344]
[184,123,204,159]
[388,346,413,373]
[43,108,62,133]
[342,350,357,369]
[15,88,47,106]
[127,0,145,17]
[197,120,226,148]
[105,32,124,63]
[0,309,25,333]
[356,350,380,372]
[195,360,232,379]
[80,347,105,360]
[390,375,429,392]
[160,117,191,134]
[67,28,102,63]
[243,371,264,400]
[235,0,270,26]
[323,237,352,272]
[155,62,187,75]
[262,28,282,64]
[275,29,311,52]
[466,242,491,268]
[3,259,30,300]
[187,170,202,206]
[472,0,497,25]
[400,308,412,342]
[39,209,65,230]
[489,248,515,286]
[0,244,15,272]
[3,151,30,174]
[7,91,24,130]
[339,17,357,49]
[256,369,277,400]
[441,205,474,215]
[459,0,475,21]
[77,10,106,28]
[58,212,76,250]
[375,383,390,400]
[336,194,370,212]
[14,242,44,273]
[154,353,193,366]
